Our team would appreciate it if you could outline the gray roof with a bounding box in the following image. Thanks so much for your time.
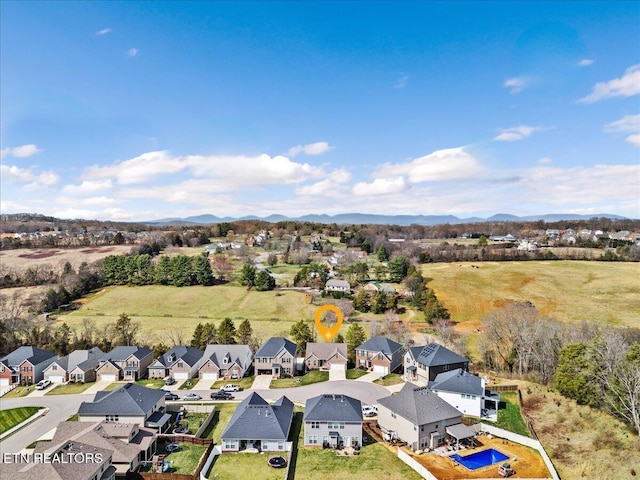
[357,336,403,355]
[303,394,363,423]
[100,345,152,362]
[0,346,56,367]
[325,279,350,288]
[415,343,469,368]
[429,368,484,396]
[158,345,204,368]
[305,343,347,361]
[78,383,164,417]
[378,383,462,426]
[222,392,293,441]
[255,337,297,358]
[51,347,103,372]
[407,345,424,361]
[199,344,252,370]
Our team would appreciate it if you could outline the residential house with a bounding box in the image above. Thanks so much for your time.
[429,368,499,419]
[198,344,253,381]
[305,343,348,372]
[148,345,204,381]
[221,392,294,453]
[78,382,171,432]
[404,343,469,384]
[43,347,104,384]
[377,383,474,451]
[96,346,153,382]
[355,336,403,375]
[324,279,351,293]
[303,394,363,448]
[2,439,115,480]
[35,420,155,476]
[361,281,396,294]
[0,346,56,386]
[255,337,297,377]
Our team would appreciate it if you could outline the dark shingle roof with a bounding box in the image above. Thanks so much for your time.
[407,346,423,361]
[158,345,204,368]
[356,336,402,355]
[52,347,103,371]
[378,383,461,425]
[100,346,152,362]
[78,383,163,417]
[305,343,347,361]
[199,344,252,370]
[1,346,56,367]
[222,392,293,441]
[429,368,484,396]
[303,394,363,423]
[255,337,297,358]
[415,343,468,367]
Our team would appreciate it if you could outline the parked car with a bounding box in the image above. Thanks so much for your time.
[221,384,242,392]
[164,376,176,386]
[165,443,180,453]
[211,390,234,400]
[362,405,377,417]
[164,392,179,401]
[183,393,202,401]
[35,379,52,390]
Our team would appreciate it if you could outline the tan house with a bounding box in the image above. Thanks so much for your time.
[96,346,153,382]
[198,344,253,381]
[355,336,403,375]
[305,343,348,371]
[43,347,103,384]
[255,337,297,377]
[148,345,204,380]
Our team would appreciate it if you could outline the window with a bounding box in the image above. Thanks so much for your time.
[278,442,284,450]
[352,436,359,446]
[177,361,183,368]
[311,421,320,429]
[223,357,228,364]
[391,413,396,419]
[262,441,268,450]
[223,440,236,449]
[377,353,383,360]
[322,436,328,444]
[308,435,318,444]
[52,365,57,370]
[106,415,119,422]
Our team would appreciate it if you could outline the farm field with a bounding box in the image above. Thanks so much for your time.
[424,261,640,329]
[0,246,133,271]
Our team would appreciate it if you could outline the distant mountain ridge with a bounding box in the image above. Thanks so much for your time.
[144,212,628,227]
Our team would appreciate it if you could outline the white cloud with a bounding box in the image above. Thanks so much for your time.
[538,157,552,165]
[62,179,114,195]
[353,177,409,196]
[82,151,180,185]
[504,77,527,93]
[394,74,409,89]
[604,114,640,147]
[578,64,640,103]
[0,164,59,187]
[127,48,139,57]
[374,147,480,183]
[494,125,547,142]
[96,28,111,36]
[0,144,43,159]
[288,141,333,157]
[578,59,594,67]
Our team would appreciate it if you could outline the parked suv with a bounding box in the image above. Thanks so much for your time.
[221,384,242,392]
[35,379,52,390]
[211,390,234,400]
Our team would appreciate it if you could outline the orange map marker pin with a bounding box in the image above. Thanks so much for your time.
[313,305,344,342]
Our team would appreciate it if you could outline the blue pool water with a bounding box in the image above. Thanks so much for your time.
[450,448,509,470]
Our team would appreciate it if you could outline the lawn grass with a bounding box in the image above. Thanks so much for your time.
[103,379,165,392]
[210,452,284,480]
[178,379,196,390]
[0,407,41,435]
[270,370,329,389]
[66,414,79,421]
[486,391,530,437]
[175,412,209,435]
[46,382,95,395]
[211,376,254,390]
[202,403,238,443]
[2,386,34,398]
[345,369,368,380]
[372,373,404,386]
[164,443,207,475]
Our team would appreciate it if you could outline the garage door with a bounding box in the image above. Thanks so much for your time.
[0,378,8,386]
[373,365,388,375]
[47,375,65,383]
[330,363,346,371]
[173,372,188,380]
[100,374,117,382]
[201,373,218,380]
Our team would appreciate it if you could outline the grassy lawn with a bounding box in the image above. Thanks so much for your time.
[175,412,209,435]
[46,382,95,395]
[164,443,208,475]
[178,379,196,390]
[345,369,368,380]
[202,403,238,442]
[373,373,404,386]
[270,371,329,389]
[0,407,42,435]
[66,414,79,421]
[210,452,284,480]
[211,376,254,390]
[103,379,165,392]
[486,391,531,437]
[2,386,35,398]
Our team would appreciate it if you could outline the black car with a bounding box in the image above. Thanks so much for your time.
[164,392,179,400]
[211,390,234,400]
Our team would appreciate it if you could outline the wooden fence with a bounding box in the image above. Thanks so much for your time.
[488,384,518,392]
[156,434,213,446]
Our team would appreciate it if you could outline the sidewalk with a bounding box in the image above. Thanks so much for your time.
[355,371,384,383]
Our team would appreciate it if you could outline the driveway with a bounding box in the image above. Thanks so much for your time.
[26,386,51,397]
[82,380,112,395]
[251,374,272,390]
[329,368,346,381]
[191,378,216,391]
[355,371,384,383]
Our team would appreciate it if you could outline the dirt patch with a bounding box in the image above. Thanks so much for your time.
[17,250,62,259]
[79,247,116,254]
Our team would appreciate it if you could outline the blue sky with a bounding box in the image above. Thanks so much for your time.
[1,1,639,221]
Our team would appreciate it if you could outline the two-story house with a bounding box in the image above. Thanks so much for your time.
[305,343,348,372]
[147,345,204,381]
[355,336,403,375]
[198,344,253,381]
[96,346,153,382]
[255,337,297,378]
[0,346,57,386]
[404,343,469,384]
[324,279,351,294]
[43,347,104,384]
[429,368,499,420]
[303,394,363,448]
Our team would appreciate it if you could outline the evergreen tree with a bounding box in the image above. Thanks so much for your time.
[353,289,370,312]
[237,319,253,345]
[554,343,601,407]
[376,245,389,262]
[217,318,237,344]
[112,313,139,346]
[345,323,366,363]
[239,262,257,288]
[254,270,276,291]
[191,323,205,349]
[290,319,314,356]
[193,254,215,285]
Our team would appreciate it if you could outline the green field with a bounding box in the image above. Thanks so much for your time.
[47,382,95,395]
[270,371,328,389]
[424,261,640,328]
[0,407,41,435]
[210,452,284,480]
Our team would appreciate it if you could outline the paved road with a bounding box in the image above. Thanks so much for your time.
[0,380,390,454]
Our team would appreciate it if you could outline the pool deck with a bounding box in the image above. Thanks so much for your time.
[405,434,550,479]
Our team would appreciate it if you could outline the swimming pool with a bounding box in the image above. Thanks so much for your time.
[450,448,509,470]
